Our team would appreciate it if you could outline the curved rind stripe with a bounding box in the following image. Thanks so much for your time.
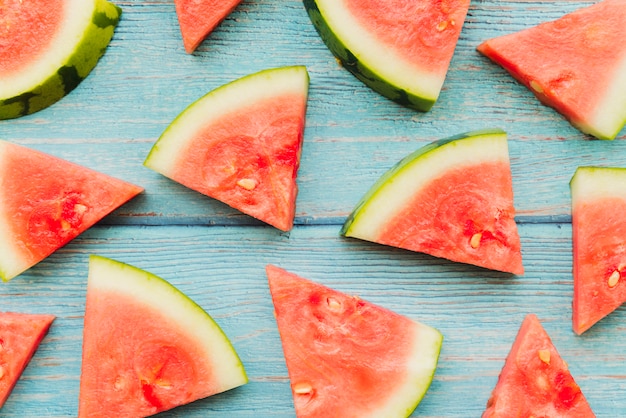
[0,0,121,119]
[304,0,464,112]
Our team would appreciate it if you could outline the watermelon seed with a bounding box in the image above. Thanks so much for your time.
[538,349,551,365]
[530,80,544,94]
[293,381,313,395]
[608,270,620,288]
[436,21,448,31]
[326,297,342,312]
[236,178,258,191]
[470,232,482,249]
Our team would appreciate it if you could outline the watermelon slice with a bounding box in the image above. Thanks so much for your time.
[0,140,143,282]
[0,312,55,408]
[144,66,309,231]
[0,0,121,120]
[483,314,595,417]
[477,0,626,140]
[79,255,248,417]
[174,0,243,53]
[266,264,443,417]
[341,129,523,275]
[570,166,626,334]
[304,0,470,111]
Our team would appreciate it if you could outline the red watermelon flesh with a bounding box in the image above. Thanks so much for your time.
[0,312,55,408]
[266,264,443,418]
[0,140,143,281]
[0,0,63,78]
[174,0,242,53]
[570,166,626,334]
[477,0,626,140]
[483,314,595,418]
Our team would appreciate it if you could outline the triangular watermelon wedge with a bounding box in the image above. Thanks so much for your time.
[0,312,55,408]
[483,314,595,417]
[477,0,626,140]
[79,255,248,417]
[144,66,309,231]
[0,140,143,281]
[266,264,443,417]
[341,129,523,275]
[304,0,471,111]
[570,166,626,334]
[174,0,243,53]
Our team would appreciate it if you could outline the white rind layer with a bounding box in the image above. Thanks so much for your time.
[570,166,626,204]
[585,54,626,139]
[370,323,442,417]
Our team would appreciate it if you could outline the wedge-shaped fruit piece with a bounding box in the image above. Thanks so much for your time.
[0,140,142,281]
[477,0,626,140]
[341,129,523,274]
[304,0,470,111]
[79,255,248,417]
[0,312,55,408]
[174,0,243,53]
[0,0,121,119]
[144,66,309,231]
[266,264,442,417]
[483,314,595,417]
[570,166,626,334]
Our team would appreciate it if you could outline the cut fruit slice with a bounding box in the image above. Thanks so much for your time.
[174,0,243,53]
[0,312,55,408]
[0,140,143,282]
[144,66,309,231]
[570,166,626,334]
[0,0,121,119]
[483,314,595,417]
[341,129,523,274]
[78,255,248,417]
[266,264,442,417]
[477,0,626,140]
[304,0,470,111]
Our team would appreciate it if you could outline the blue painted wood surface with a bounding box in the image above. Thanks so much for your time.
[1,0,625,416]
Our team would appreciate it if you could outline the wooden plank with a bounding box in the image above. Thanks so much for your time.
[1,223,625,416]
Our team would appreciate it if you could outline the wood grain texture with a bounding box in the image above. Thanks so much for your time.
[1,0,625,416]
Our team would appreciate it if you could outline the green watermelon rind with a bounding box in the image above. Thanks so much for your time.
[143,65,309,175]
[84,255,248,392]
[303,0,453,111]
[341,128,510,240]
[0,0,121,120]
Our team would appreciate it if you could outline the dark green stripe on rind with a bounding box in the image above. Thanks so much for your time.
[303,0,436,112]
[340,128,507,236]
[0,1,121,120]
